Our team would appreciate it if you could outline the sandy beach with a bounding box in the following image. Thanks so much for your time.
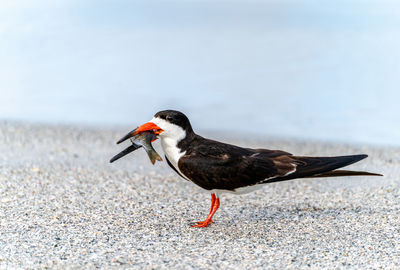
[0,121,399,269]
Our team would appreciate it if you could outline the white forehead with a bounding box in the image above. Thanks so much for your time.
[150,117,168,129]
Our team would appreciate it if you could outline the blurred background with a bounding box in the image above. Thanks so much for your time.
[1,0,399,146]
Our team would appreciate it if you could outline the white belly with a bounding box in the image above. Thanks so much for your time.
[210,184,264,196]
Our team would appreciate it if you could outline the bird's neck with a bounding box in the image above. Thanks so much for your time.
[160,131,195,165]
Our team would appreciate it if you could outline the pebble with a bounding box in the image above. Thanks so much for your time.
[0,122,399,269]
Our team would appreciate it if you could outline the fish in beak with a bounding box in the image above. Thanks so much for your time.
[116,122,163,144]
[110,122,164,163]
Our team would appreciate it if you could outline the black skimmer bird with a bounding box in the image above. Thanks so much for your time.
[115,110,382,227]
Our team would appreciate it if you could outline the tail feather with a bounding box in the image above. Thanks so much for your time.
[288,154,369,179]
[305,170,383,178]
[263,154,382,183]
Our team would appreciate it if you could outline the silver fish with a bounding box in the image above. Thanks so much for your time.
[131,132,162,165]
[110,131,162,165]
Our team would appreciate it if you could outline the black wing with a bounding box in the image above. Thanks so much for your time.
[176,136,379,191]
[177,137,296,190]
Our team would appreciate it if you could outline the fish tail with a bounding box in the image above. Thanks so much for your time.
[146,149,163,165]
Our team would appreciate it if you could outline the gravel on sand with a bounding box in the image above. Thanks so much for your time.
[0,122,399,269]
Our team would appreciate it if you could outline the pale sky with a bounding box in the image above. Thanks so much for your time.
[1,0,400,145]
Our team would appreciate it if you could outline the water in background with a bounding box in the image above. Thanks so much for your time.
[1,0,399,146]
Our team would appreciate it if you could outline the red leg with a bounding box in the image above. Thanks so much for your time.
[192,193,216,227]
[207,193,216,217]
[192,194,221,228]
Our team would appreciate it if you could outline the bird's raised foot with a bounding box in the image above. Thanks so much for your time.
[191,219,213,228]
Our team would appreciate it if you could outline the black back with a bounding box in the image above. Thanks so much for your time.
[176,135,371,191]
[177,135,293,190]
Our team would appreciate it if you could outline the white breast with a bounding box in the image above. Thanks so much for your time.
[150,117,189,180]
[161,137,186,170]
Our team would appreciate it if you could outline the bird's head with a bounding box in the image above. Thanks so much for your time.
[116,110,193,144]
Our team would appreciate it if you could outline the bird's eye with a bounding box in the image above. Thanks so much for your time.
[166,115,172,121]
